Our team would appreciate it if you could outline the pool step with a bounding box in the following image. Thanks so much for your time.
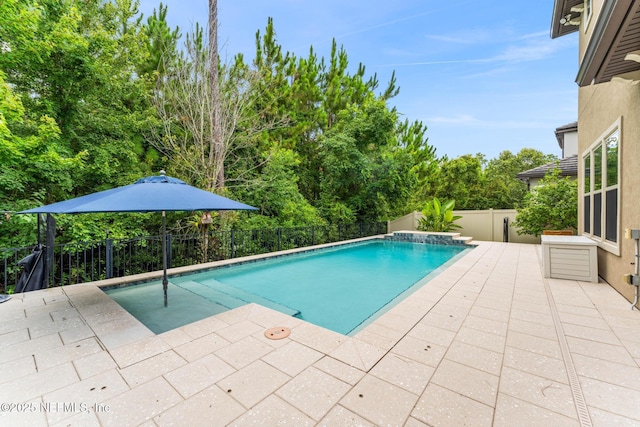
[175,279,301,317]
[174,280,247,310]
[453,235,473,244]
[205,279,302,317]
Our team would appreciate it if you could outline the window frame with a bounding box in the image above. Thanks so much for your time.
[582,118,621,255]
[584,0,593,32]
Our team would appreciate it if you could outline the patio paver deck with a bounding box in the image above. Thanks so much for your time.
[1,241,639,426]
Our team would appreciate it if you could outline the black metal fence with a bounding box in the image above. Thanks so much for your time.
[1,222,386,293]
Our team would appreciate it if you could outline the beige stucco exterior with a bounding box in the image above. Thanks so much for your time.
[579,0,602,60]
[574,1,640,305]
[577,81,640,303]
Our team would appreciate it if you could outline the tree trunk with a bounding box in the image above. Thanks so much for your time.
[209,0,224,191]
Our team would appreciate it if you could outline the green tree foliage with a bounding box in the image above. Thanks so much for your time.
[397,119,437,197]
[0,1,558,250]
[190,18,428,225]
[0,0,163,245]
[0,72,86,247]
[316,98,422,222]
[247,147,324,227]
[1,0,157,193]
[483,149,556,209]
[429,154,486,210]
[417,197,462,232]
[140,2,181,76]
[512,169,578,236]
[424,148,556,211]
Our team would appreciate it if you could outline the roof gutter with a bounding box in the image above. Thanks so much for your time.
[551,0,581,39]
[551,0,568,38]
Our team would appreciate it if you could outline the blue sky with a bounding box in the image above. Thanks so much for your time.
[138,0,579,160]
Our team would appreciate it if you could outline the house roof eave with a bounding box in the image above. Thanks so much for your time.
[554,121,578,149]
[551,0,583,39]
[576,0,640,87]
[516,155,579,180]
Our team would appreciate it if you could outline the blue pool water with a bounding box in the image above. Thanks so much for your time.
[105,240,469,335]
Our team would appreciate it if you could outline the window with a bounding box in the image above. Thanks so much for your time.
[583,154,590,233]
[582,120,620,254]
[605,132,619,242]
[584,0,592,30]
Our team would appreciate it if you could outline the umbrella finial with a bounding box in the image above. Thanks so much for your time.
[159,170,166,176]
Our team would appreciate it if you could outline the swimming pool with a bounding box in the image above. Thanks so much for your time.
[105,239,470,335]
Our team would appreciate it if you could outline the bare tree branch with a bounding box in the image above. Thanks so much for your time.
[148,31,287,193]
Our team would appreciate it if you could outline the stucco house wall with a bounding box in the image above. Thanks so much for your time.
[552,0,640,306]
[577,81,640,303]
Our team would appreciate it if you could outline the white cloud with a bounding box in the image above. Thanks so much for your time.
[460,66,512,80]
[380,47,419,58]
[377,58,490,67]
[423,27,548,46]
[334,10,434,40]
[491,29,577,63]
[517,30,550,40]
[427,114,479,124]
[377,29,575,69]
[425,29,492,45]
[493,39,560,62]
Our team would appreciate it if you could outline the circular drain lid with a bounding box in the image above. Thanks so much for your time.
[264,326,291,340]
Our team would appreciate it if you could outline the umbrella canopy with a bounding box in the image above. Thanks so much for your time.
[19,172,257,305]
[20,174,257,214]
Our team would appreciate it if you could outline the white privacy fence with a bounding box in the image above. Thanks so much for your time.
[388,210,540,244]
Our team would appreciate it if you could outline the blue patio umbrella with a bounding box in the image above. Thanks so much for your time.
[20,172,257,304]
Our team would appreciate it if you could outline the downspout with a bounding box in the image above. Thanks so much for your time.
[632,236,639,310]
[626,228,640,310]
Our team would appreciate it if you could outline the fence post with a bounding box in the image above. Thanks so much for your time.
[105,238,113,279]
[277,228,281,251]
[3,256,7,294]
[311,226,315,246]
[338,224,341,241]
[231,229,235,258]
[167,234,173,269]
[45,214,55,287]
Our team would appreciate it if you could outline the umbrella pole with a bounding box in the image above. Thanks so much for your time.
[162,210,168,307]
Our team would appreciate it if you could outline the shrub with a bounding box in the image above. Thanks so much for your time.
[513,169,577,236]
[417,197,462,232]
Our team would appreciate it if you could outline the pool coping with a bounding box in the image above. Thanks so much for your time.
[91,231,476,337]
[98,234,474,337]
[62,233,479,358]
